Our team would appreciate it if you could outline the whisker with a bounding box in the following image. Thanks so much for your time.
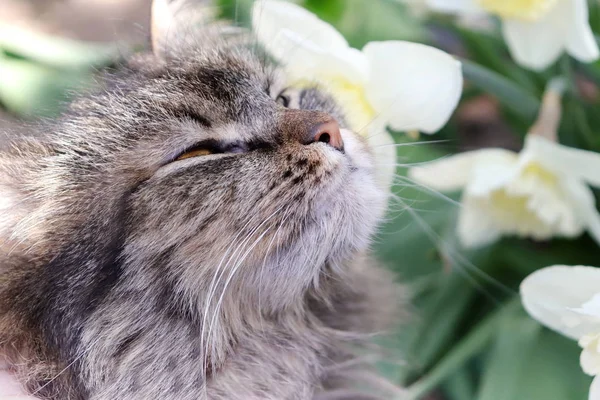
[390,175,462,208]
[370,139,451,149]
[205,219,279,377]
[258,206,293,332]
[386,195,513,299]
[201,205,285,389]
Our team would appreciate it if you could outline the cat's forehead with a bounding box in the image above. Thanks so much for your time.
[151,50,280,120]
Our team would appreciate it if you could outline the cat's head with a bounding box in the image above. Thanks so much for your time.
[0,0,387,322]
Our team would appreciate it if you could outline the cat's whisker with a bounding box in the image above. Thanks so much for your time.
[386,194,513,298]
[205,218,280,379]
[201,204,286,389]
[390,175,462,208]
[376,157,453,168]
[199,215,267,389]
[257,205,293,333]
[371,140,451,149]
[31,336,103,396]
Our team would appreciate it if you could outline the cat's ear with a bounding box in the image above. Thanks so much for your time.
[151,0,214,59]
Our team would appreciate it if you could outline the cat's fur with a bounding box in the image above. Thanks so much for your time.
[0,1,402,399]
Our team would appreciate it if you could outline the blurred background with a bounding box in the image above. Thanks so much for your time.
[3,0,600,399]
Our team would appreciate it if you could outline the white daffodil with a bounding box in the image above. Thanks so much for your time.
[521,265,600,400]
[423,0,599,71]
[409,81,600,248]
[252,0,463,188]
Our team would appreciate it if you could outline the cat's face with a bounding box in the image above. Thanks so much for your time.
[0,12,386,320]
[118,48,385,311]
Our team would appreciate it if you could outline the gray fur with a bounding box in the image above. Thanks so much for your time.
[0,2,403,399]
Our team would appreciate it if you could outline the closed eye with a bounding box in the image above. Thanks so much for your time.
[172,140,248,163]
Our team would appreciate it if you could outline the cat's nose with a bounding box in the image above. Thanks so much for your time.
[281,110,344,152]
[310,120,343,151]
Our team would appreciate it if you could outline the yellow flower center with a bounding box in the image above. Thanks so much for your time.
[475,161,577,239]
[477,0,557,21]
[521,162,558,187]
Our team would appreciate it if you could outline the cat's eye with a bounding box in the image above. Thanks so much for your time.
[175,147,213,161]
[172,140,220,162]
[276,93,291,108]
[171,140,249,163]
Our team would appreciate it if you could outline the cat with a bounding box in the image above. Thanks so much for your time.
[0,0,403,398]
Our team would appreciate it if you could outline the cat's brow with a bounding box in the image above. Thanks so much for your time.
[172,108,213,128]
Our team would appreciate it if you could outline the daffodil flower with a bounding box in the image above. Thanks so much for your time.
[252,0,463,188]
[521,265,600,400]
[409,81,600,248]
[423,0,599,70]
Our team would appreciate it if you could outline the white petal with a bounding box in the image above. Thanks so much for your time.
[501,3,568,71]
[525,134,600,188]
[582,346,600,376]
[267,29,368,85]
[252,0,348,56]
[591,375,600,400]
[252,1,368,85]
[363,41,463,134]
[565,0,600,63]
[561,178,600,246]
[457,195,502,248]
[575,294,600,319]
[520,265,600,340]
[408,148,516,192]
[425,0,484,14]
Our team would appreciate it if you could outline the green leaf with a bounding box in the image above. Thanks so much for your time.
[462,60,540,121]
[410,275,476,373]
[304,0,345,24]
[516,330,590,400]
[443,367,475,400]
[476,311,541,400]
[405,299,520,400]
[0,25,117,69]
[0,57,92,117]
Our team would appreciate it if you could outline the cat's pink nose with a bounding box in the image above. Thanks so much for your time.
[310,120,343,152]
[280,109,344,152]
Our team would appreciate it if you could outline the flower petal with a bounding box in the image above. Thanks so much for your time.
[525,134,600,188]
[408,148,516,192]
[425,0,484,14]
[252,1,368,85]
[575,295,600,319]
[252,0,347,59]
[501,3,567,71]
[591,375,600,400]
[581,344,600,376]
[271,30,369,85]
[363,41,463,134]
[457,195,502,248]
[565,0,600,63]
[561,178,600,246]
[520,265,600,340]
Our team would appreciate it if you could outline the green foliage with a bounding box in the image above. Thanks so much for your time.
[2,1,600,399]
[0,25,116,117]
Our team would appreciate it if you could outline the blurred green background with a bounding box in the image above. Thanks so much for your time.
[3,0,600,398]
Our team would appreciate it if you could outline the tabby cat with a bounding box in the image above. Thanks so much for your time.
[0,1,402,398]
